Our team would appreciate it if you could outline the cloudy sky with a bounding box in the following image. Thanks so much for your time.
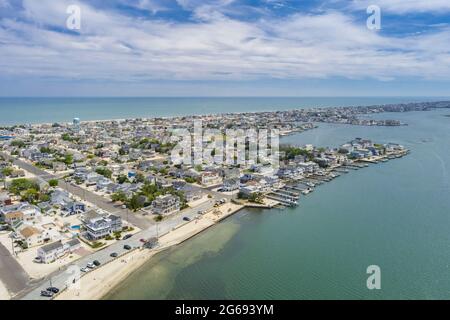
[0,0,450,96]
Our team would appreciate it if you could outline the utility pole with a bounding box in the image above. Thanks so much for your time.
[156,222,159,238]
[11,237,15,257]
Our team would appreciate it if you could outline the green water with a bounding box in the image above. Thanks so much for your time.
[106,109,450,300]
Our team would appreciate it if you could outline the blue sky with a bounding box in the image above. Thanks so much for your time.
[1,0,450,97]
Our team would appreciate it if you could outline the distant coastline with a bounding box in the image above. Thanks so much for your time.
[0,96,447,126]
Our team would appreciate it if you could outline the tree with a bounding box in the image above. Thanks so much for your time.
[9,178,39,195]
[61,133,73,141]
[248,192,264,204]
[111,191,128,203]
[96,168,112,179]
[10,140,25,148]
[127,194,144,212]
[117,175,130,184]
[21,188,39,203]
[64,154,74,165]
[48,179,59,187]
[1,167,13,177]
[135,173,145,183]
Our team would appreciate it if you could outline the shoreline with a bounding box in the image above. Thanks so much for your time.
[54,202,245,300]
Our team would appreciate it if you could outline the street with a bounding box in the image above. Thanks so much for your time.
[1,151,152,229]
[0,242,29,296]
[20,199,216,300]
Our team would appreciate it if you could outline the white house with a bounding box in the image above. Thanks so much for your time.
[37,239,81,264]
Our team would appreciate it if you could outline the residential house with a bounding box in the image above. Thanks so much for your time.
[18,226,43,248]
[201,171,223,187]
[82,211,122,240]
[151,194,180,216]
[3,211,24,225]
[222,178,240,192]
[37,239,81,264]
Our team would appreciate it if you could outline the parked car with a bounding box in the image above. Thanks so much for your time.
[47,287,59,294]
[87,262,95,269]
[80,267,88,272]
[110,252,118,258]
[123,245,132,250]
[40,290,54,297]
[183,216,191,221]
[140,239,146,243]
[93,260,101,267]
[122,234,133,240]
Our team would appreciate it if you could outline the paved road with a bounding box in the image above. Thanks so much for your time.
[1,152,151,229]
[60,180,152,229]
[0,242,29,296]
[1,151,229,299]
[20,199,216,300]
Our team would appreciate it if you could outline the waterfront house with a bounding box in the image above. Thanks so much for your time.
[82,211,122,240]
[222,178,240,192]
[184,188,203,202]
[297,162,320,174]
[201,171,223,187]
[151,194,180,216]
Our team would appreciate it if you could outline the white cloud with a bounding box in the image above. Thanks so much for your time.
[0,0,450,84]
[351,0,450,13]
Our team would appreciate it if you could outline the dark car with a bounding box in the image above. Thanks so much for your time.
[110,252,118,258]
[122,234,133,240]
[93,260,101,266]
[46,287,59,294]
[124,245,132,250]
[40,290,54,297]
[183,216,191,221]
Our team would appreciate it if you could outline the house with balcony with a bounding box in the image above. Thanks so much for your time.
[201,171,223,187]
[151,194,180,216]
[82,211,122,240]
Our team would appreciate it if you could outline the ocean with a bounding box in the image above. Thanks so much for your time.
[0,97,443,126]
[2,97,449,299]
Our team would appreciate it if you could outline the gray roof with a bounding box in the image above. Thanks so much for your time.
[39,241,64,253]
[66,238,81,247]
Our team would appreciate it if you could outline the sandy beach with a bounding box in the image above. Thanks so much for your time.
[55,202,244,300]
[0,281,11,300]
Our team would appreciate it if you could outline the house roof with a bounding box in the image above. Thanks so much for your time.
[20,226,41,238]
[5,211,24,220]
[66,238,81,247]
[40,240,64,253]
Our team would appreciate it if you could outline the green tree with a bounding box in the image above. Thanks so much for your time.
[48,179,59,187]
[10,140,25,148]
[21,188,40,203]
[9,178,39,195]
[127,194,143,212]
[1,167,13,177]
[111,191,128,203]
[64,154,74,165]
[117,175,130,184]
[96,168,112,179]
